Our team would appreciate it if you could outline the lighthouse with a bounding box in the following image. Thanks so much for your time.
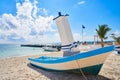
[53,12,80,53]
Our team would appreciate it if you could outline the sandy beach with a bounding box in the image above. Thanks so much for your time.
[0,51,120,80]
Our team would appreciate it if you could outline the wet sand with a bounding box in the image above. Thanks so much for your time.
[0,51,119,80]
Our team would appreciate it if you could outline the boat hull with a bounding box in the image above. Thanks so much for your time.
[30,62,103,75]
[29,45,114,75]
[43,47,58,52]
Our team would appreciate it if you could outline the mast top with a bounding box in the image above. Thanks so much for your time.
[53,12,69,20]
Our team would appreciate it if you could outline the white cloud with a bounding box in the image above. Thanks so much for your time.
[113,30,120,36]
[73,33,94,42]
[0,0,55,44]
[32,0,38,18]
[73,33,81,41]
[38,8,48,16]
[78,1,85,5]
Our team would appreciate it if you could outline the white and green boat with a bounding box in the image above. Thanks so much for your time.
[28,45,114,75]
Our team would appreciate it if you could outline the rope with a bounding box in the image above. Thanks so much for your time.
[74,55,88,80]
[62,41,88,80]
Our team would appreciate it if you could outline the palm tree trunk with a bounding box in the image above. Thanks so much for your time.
[101,39,104,47]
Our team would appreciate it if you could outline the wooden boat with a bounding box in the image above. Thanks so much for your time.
[115,45,120,51]
[42,47,58,52]
[28,45,114,75]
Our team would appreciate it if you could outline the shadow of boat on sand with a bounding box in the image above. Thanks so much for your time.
[27,63,110,80]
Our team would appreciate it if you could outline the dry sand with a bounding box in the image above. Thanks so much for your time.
[0,51,120,80]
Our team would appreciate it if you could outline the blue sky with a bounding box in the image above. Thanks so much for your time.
[0,0,120,44]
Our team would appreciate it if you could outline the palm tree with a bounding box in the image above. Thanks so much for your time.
[111,34,120,44]
[96,24,111,47]
[113,37,120,44]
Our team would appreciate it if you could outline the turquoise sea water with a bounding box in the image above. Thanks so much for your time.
[0,44,44,59]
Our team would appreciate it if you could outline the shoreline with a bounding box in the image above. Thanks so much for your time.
[0,51,120,80]
[0,52,51,60]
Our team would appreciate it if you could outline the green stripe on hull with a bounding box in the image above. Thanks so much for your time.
[30,63,103,75]
[63,64,103,75]
[81,64,103,75]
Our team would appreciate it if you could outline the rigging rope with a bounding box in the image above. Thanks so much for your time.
[74,54,88,80]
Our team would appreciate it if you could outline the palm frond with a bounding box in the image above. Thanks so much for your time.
[96,24,111,47]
